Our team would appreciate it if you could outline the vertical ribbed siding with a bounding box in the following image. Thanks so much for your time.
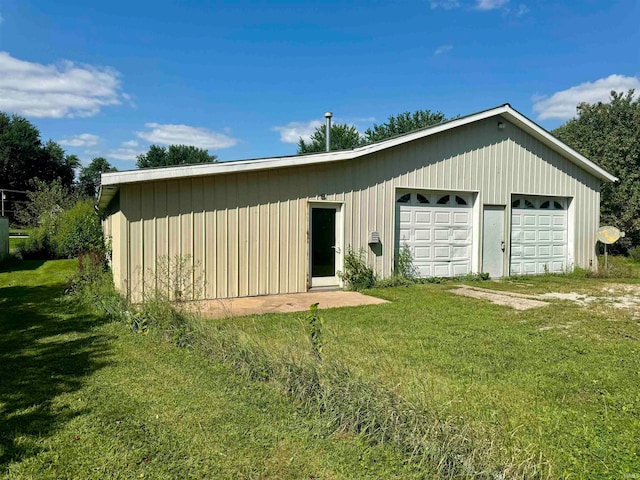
[114,117,603,301]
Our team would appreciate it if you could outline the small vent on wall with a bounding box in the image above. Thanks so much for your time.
[368,231,380,244]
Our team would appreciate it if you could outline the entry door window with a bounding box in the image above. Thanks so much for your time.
[311,208,336,277]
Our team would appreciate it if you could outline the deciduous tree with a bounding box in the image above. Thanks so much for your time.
[0,112,78,190]
[363,109,448,143]
[78,157,117,198]
[136,144,217,168]
[297,124,362,154]
[553,90,640,251]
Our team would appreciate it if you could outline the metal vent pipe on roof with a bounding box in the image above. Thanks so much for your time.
[324,112,332,152]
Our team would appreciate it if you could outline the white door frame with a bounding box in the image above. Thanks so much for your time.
[308,201,344,288]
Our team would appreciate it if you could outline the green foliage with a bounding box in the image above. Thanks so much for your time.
[17,196,104,260]
[307,303,323,362]
[297,123,363,154]
[457,271,490,281]
[363,109,448,143]
[136,144,218,168]
[14,177,76,227]
[0,112,78,191]
[78,157,117,198]
[54,199,105,258]
[338,246,377,291]
[3,260,414,479]
[17,224,56,260]
[394,243,419,279]
[628,246,640,261]
[553,90,640,252]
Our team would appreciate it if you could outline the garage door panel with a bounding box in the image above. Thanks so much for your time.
[434,228,449,241]
[510,196,568,275]
[414,246,431,261]
[453,212,470,224]
[398,192,473,279]
[452,229,469,241]
[451,246,470,260]
[452,263,470,276]
[433,264,451,277]
[538,215,551,226]
[415,211,431,223]
[552,215,565,226]
[434,211,451,224]
[538,245,551,257]
[538,230,551,242]
[433,246,450,260]
[415,228,431,241]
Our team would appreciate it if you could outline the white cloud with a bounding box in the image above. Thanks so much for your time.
[533,74,640,121]
[121,140,139,147]
[434,44,453,55]
[136,122,237,149]
[0,52,124,118]
[272,120,323,144]
[430,0,460,9]
[108,147,145,161]
[515,4,529,16]
[476,0,509,9]
[59,133,100,147]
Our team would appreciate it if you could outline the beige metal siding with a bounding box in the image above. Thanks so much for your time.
[111,116,602,301]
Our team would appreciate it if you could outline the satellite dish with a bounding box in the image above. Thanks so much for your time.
[596,226,624,244]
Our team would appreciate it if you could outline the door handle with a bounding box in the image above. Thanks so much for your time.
[332,246,341,254]
[501,241,505,252]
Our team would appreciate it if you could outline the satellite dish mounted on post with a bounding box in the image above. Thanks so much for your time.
[595,226,625,269]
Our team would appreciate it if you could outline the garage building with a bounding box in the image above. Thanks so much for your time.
[98,104,616,301]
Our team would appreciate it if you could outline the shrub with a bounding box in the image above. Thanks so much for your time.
[17,223,56,259]
[338,246,376,291]
[53,199,104,258]
[628,246,640,261]
[394,243,419,279]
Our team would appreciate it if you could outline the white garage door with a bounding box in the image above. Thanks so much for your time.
[396,192,473,277]
[510,196,568,275]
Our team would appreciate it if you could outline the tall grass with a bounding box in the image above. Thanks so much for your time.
[70,259,549,479]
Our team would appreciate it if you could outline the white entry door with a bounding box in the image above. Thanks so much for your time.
[310,204,342,287]
[396,191,473,277]
[510,196,568,275]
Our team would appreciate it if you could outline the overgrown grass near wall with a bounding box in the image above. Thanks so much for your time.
[214,274,640,478]
[1,260,424,479]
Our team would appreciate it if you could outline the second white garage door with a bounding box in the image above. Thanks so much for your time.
[396,191,473,277]
[510,196,568,275]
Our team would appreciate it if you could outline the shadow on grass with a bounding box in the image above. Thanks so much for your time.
[0,280,114,468]
[0,258,46,273]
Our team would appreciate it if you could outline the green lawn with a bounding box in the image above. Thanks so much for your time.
[0,260,418,479]
[215,270,640,478]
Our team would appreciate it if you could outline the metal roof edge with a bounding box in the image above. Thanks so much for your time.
[97,104,617,210]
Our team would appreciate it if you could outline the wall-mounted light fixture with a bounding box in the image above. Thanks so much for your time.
[319,193,327,200]
[498,121,505,130]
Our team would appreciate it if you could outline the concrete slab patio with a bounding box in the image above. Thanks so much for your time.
[198,291,388,319]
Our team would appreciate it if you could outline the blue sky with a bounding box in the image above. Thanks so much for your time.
[0,0,638,171]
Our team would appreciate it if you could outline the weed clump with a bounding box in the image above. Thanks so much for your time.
[338,247,376,291]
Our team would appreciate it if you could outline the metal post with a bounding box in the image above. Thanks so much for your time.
[1,191,4,217]
[604,243,608,269]
[324,112,332,152]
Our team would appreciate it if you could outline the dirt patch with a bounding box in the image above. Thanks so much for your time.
[451,284,640,311]
[450,286,549,310]
[198,291,388,319]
